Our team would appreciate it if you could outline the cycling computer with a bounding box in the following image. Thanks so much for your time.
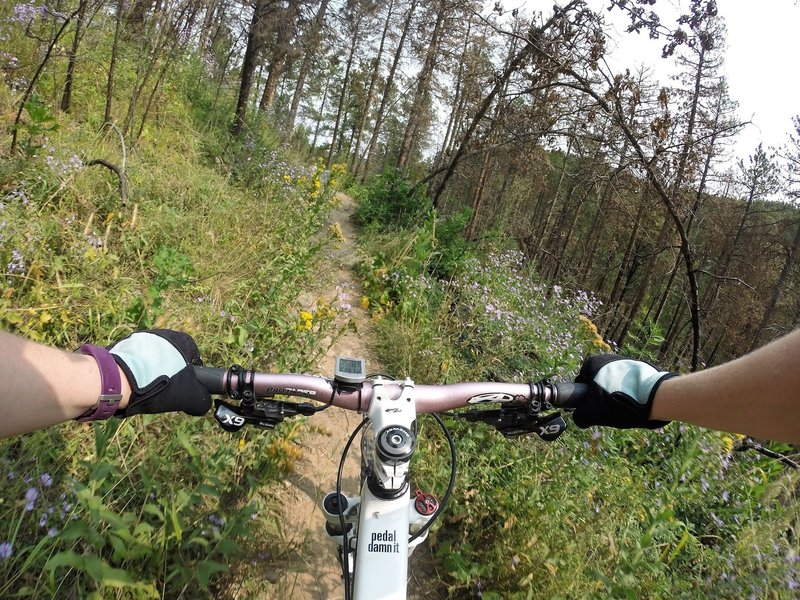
[334,356,367,384]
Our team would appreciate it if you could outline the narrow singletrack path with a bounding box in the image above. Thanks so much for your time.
[260,192,381,599]
[236,192,442,599]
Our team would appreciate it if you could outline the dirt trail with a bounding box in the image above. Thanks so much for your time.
[258,192,382,599]
[244,192,441,599]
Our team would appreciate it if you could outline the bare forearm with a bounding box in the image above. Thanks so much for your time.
[0,331,131,438]
[650,329,800,443]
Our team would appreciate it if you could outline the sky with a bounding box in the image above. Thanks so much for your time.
[604,0,800,159]
[514,0,800,162]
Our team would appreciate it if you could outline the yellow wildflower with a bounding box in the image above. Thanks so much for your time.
[330,222,345,242]
[297,310,313,330]
[592,337,612,352]
[360,296,370,309]
[721,435,734,453]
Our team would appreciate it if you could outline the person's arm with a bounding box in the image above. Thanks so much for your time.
[573,329,800,444]
[0,329,211,439]
[0,330,132,437]
[650,329,800,443]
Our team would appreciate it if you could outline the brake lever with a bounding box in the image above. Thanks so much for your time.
[453,407,567,441]
[213,398,319,432]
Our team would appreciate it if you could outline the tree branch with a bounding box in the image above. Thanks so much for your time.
[84,159,127,205]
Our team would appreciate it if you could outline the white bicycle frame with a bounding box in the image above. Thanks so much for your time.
[199,363,581,600]
[321,377,435,600]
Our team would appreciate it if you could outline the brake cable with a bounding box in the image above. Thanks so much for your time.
[337,418,368,600]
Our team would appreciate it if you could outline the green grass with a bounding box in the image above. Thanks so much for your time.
[0,46,348,595]
[353,173,800,599]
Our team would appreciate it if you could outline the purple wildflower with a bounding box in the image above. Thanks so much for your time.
[10,2,42,24]
[209,514,225,527]
[39,472,52,488]
[85,233,103,249]
[0,542,12,559]
[24,487,38,511]
[7,249,25,274]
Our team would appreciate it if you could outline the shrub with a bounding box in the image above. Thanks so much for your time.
[354,168,433,229]
[0,56,346,596]
[355,222,800,599]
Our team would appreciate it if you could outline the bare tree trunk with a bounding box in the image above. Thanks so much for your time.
[104,0,125,125]
[429,17,471,192]
[464,153,492,240]
[642,251,680,328]
[614,218,672,348]
[122,2,192,141]
[127,0,152,37]
[199,0,220,52]
[11,8,80,153]
[327,22,360,167]
[232,0,269,135]
[60,0,89,113]
[259,3,297,112]
[552,183,594,283]
[351,0,395,174]
[532,142,572,267]
[361,0,418,180]
[397,4,446,168]
[603,190,648,329]
[286,0,330,133]
[428,2,583,206]
[749,221,800,351]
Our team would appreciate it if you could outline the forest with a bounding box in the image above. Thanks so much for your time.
[5,0,800,369]
[219,0,800,372]
[1,0,799,597]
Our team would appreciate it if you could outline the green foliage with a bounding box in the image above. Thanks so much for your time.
[622,317,666,362]
[18,94,60,156]
[0,46,347,596]
[0,415,306,597]
[360,247,601,383]
[355,196,800,598]
[354,168,433,229]
[126,246,195,328]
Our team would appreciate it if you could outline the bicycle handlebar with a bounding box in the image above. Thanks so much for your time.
[193,365,589,413]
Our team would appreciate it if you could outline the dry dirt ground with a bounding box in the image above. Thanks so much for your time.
[239,193,442,600]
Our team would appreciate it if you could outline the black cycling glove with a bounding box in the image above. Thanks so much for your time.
[108,329,212,417]
[572,355,675,429]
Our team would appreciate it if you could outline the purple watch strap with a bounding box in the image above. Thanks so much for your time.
[76,344,123,422]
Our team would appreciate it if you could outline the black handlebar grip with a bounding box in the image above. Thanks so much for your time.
[193,366,227,395]
[553,382,590,409]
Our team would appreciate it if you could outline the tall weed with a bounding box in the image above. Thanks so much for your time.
[0,64,345,596]
[354,188,800,598]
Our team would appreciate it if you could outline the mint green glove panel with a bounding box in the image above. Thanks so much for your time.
[573,355,675,429]
[107,329,211,417]
[593,359,672,407]
[110,332,187,388]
